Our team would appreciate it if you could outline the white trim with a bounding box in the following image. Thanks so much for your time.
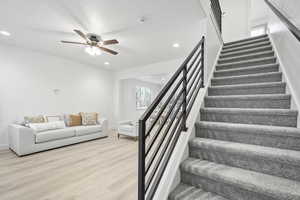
[268,34,300,127]
[153,44,223,200]
[0,144,9,150]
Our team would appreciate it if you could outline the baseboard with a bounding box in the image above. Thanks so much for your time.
[0,144,9,150]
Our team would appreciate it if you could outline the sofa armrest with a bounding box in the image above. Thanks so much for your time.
[98,118,108,135]
[8,124,35,156]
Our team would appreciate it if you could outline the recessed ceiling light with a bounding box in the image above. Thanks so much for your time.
[173,43,180,48]
[0,30,11,36]
[104,62,110,65]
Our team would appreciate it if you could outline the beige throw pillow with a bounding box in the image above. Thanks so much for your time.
[68,114,82,126]
[24,115,45,125]
[80,112,98,126]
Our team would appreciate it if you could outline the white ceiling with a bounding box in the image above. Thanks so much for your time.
[0,0,205,70]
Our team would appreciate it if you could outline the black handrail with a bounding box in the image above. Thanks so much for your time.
[138,36,205,200]
[210,0,222,34]
[265,0,300,42]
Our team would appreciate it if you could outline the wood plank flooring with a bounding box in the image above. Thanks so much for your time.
[0,132,138,200]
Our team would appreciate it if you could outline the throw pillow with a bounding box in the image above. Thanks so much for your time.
[24,115,45,125]
[68,114,82,126]
[80,112,98,126]
[45,115,62,122]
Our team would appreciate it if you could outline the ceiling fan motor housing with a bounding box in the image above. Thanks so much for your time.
[87,33,102,43]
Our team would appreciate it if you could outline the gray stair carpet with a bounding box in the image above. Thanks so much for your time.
[169,34,300,200]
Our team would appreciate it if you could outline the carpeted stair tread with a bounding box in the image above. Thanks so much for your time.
[189,138,300,181]
[220,45,272,59]
[216,57,276,71]
[204,94,290,109]
[221,41,271,54]
[211,72,282,86]
[218,51,274,64]
[169,183,230,200]
[200,107,298,127]
[181,158,300,200]
[213,63,279,77]
[208,82,286,96]
[195,121,300,151]
[223,37,269,50]
[224,34,267,46]
[195,121,300,139]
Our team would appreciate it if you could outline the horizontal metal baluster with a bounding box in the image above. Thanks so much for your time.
[145,100,184,174]
[145,89,184,157]
[187,48,201,73]
[145,112,184,193]
[187,66,202,95]
[145,77,183,137]
[187,70,203,106]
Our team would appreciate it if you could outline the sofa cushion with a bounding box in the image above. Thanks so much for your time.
[35,128,76,143]
[29,121,66,133]
[75,125,102,136]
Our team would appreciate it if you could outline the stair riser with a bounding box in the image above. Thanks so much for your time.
[208,85,286,96]
[204,97,290,109]
[223,38,270,50]
[224,35,268,46]
[181,172,275,200]
[211,73,282,86]
[216,58,276,71]
[214,65,279,78]
[200,110,297,127]
[221,42,271,54]
[190,148,300,182]
[220,46,273,59]
[196,126,300,151]
[218,52,274,64]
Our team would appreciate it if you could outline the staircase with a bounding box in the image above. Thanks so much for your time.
[169,34,300,200]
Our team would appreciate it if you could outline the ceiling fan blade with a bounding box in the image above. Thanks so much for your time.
[73,29,90,42]
[61,40,88,45]
[102,39,119,45]
[97,45,118,55]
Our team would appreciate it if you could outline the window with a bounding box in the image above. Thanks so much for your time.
[251,24,267,37]
[136,86,152,110]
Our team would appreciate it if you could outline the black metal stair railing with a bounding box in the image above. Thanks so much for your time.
[210,0,223,34]
[138,36,205,200]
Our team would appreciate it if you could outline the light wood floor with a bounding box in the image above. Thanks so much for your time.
[0,132,138,200]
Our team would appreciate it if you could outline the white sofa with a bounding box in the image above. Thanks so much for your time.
[117,120,139,140]
[9,118,108,156]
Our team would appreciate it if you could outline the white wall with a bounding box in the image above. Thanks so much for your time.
[220,0,251,42]
[270,0,300,27]
[119,79,161,121]
[199,0,223,82]
[112,58,185,125]
[263,0,300,125]
[0,44,115,148]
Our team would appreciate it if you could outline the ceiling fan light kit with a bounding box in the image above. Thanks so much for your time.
[85,46,102,56]
[61,29,119,56]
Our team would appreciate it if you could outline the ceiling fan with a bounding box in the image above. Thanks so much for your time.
[61,29,119,56]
